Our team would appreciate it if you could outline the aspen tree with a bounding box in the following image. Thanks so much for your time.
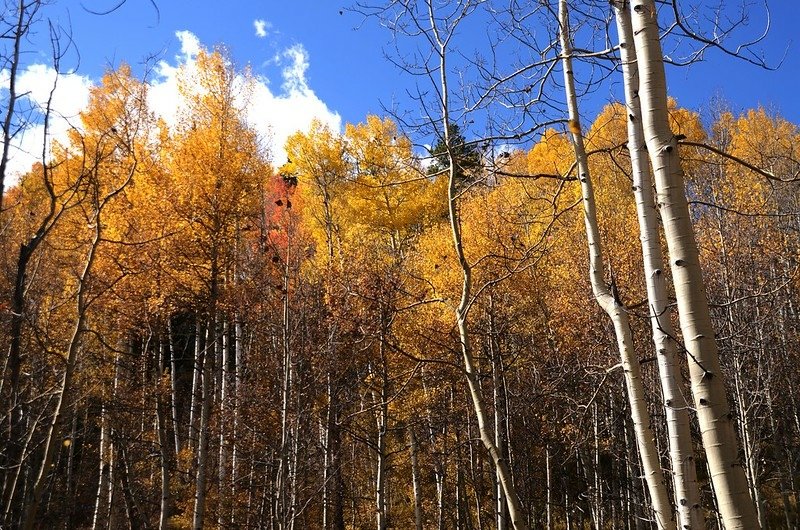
[630,1,759,527]
[431,1,530,525]
[611,3,703,527]
[557,1,674,528]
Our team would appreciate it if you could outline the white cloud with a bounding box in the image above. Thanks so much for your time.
[2,30,340,186]
[1,65,93,184]
[175,30,200,59]
[248,71,341,165]
[280,44,310,94]
[254,19,269,38]
[147,30,200,130]
[148,32,340,165]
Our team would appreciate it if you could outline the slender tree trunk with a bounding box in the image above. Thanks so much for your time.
[288,395,301,530]
[157,336,173,530]
[592,404,603,529]
[410,427,424,530]
[373,330,389,530]
[440,55,529,530]
[545,444,552,530]
[92,400,112,530]
[189,318,204,454]
[557,2,674,528]
[415,2,530,525]
[275,250,292,529]
[23,208,104,530]
[488,298,509,530]
[168,319,182,456]
[192,316,215,530]
[218,318,232,527]
[118,443,143,530]
[65,413,79,527]
[611,4,703,527]
[231,313,244,526]
[732,363,767,529]
[630,2,759,527]
[93,347,120,530]
[324,374,345,530]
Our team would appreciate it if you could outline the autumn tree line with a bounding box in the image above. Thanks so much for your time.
[2,1,800,529]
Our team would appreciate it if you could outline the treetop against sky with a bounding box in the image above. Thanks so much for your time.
[3,0,799,181]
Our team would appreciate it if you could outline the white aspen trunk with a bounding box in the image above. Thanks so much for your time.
[322,405,330,530]
[732,363,767,529]
[611,4,703,527]
[439,40,530,530]
[629,2,759,527]
[418,1,529,524]
[374,394,387,530]
[371,320,391,530]
[156,337,172,530]
[93,347,120,530]
[409,428,424,530]
[489,299,509,530]
[451,179,528,530]
[288,396,301,530]
[65,414,78,525]
[592,403,603,529]
[557,2,674,528]
[192,320,214,530]
[545,444,552,530]
[453,402,474,530]
[189,318,204,454]
[468,412,485,530]
[231,314,243,516]
[421,370,447,530]
[118,443,143,530]
[323,372,345,530]
[105,441,116,529]
[91,403,110,530]
[275,249,292,529]
[218,318,232,527]
[168,319,182,456]
[373,334,389,530]
[23,203,105,530]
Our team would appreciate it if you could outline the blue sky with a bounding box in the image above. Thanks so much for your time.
[61,1,395,119]
[5,0,800,179]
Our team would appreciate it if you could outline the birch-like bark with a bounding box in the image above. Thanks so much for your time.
[489,298,509,530]
[231,314,244,512]
[373,379,388,530]
[167,319,182,456]
[374,323,390,530]
[611,4,703,527]
[275,242,293,529]
[545,444,552,530]
[23,217,100,529]
[557,2,674,528]
[118,443,143,530]
[92,346,120,530]
[156,336,173,530]
[409,427,424,530]
[92,395,111,529]
[218,318,232,527]
[629,1,759,527]
[192,316,215,530]
[189,318,204,454]
[431,1,528,524]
